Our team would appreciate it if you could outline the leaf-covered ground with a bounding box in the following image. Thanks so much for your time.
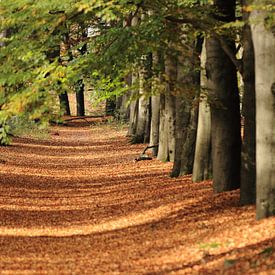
[0,118,274,274]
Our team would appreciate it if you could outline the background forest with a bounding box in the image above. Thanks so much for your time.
[0,0,274,220]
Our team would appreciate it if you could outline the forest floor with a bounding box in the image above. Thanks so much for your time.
[0,117,274,274]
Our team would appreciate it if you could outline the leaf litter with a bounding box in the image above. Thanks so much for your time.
[0,118,274,274]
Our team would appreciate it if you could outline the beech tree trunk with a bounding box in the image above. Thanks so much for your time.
[179,100,198,176]
[206,0,241,192]
[240,0,256,205]
[75,80,85,116]
[132,60,150,143]
[127,71,139,137]
[170,52,193,176]
[251,7,275,219]
[192,41,212,182]
[157,94,169,161]
[149,95,160,156]
[171,36,202,177]
[59,92,71,116]
[157,52,176,162]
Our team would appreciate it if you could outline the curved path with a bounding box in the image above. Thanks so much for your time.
[0,119,274,274]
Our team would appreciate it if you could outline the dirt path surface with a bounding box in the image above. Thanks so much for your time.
[0,119,274,274]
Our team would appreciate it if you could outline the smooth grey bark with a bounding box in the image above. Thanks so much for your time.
[192,41,212,182]
[157,93,169,161]
[157,52,176,162]
[149,52,161,156]
[132,58,150,143]
[127,71,139,137]
[240,0,256,205]
[251,7,275,219]
[134,75,148,142]
[205,0,241,193]
[149,95,160,156]
[192,93,212,182]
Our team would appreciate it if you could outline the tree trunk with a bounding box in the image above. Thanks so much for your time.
[150,95,160,156]
[157,52,176,162]
[105,98,116,116]
[59,92,71,116]
[157,94,169,161]
[206,0,241,193]
[132,69,148,143]
[75,79,85,116]
[251,7,275,219]
[179,100,198,176]
[171,37,202,177]
[127,72,139,137]
[192,41,212,182]
[149,51,163,156]
[115,74,131,121]
[240,0,256,205]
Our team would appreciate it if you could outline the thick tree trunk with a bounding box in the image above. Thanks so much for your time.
[251,8,275,219]
[59,92,71,116]
[206,0,241,193]
[206,35,241,192]
[240,0,256,205]
[75,80,85,116]
[171,37,202,177]
[192,41,212,182]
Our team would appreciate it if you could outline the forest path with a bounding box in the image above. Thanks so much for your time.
[0,118,274,274]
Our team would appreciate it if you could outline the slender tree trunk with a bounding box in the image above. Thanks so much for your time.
[75,79,85,116]
[149,51,163,156]
[115,74,131,121]
[105,98,116,116]
[144,97,151,143]
[192,41,212,182]
[179,99,199,176]
[157,94,169,161]
[240,0,256,205]
[150,95,160,156]
[59,92,71,116]
[127,72,139,137]
[251,6,275,219]
[132,69,148,143]
[206,0,241,192]
[157,52,176,162]
[170,96,191,176]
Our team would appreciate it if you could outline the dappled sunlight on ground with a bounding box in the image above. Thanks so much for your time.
[0,118,274,274]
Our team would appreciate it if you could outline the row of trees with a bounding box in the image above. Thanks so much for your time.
[0,0,274,219]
